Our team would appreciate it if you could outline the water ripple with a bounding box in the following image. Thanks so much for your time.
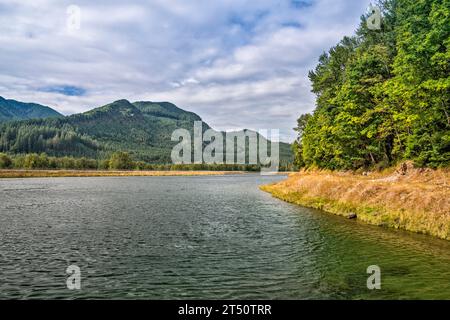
[0,175,449,299]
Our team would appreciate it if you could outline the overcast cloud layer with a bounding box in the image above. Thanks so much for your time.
[0,0,371,141]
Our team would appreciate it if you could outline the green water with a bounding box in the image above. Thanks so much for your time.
[0,175,449,299]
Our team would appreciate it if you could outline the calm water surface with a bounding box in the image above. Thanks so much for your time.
[0,175,449,299]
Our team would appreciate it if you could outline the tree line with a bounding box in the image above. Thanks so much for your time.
[293,0,449,170]
[0,152,295,171]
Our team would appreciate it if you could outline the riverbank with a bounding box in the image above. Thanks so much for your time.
[261,163,450,240]
[0,169,245,178]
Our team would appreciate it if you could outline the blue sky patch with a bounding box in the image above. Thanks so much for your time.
[40,85,86,96]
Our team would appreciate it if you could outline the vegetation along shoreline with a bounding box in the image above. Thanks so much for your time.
[265,1,450,241]
[261,163,450,240]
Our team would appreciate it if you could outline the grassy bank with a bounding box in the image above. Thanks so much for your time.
[260,163,450,240]
[0,169,244,178]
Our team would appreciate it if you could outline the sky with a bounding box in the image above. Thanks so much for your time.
[0,0,372,142]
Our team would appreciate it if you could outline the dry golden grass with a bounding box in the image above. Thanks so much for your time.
[0,169,243,178]
[261,163,450,240]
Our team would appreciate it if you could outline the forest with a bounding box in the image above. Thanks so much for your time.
[293,0,449,170]
[0,99,294,170]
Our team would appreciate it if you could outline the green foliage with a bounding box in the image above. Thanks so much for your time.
[0,153,12,168]
[9,153,98,170]
[109,152,134,170]
[296,0,449,170]
[292,113,312,167]
[23,153,47,169]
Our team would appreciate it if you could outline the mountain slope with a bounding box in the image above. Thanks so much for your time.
[0,96,62,122]
[63,99,206,162]
[0,98,293,164]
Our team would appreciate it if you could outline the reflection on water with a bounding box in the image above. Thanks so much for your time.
[0,175,449,299]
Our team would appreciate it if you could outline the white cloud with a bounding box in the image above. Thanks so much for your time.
[0,0,371,141]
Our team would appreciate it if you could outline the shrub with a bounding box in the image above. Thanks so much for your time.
[109,152,134,170]
[0,153,12,169]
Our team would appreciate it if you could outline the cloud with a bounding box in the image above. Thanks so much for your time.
[0,0,371,141]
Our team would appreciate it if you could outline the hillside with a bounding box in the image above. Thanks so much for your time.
[0,96,62,122]
[0,98,293,164]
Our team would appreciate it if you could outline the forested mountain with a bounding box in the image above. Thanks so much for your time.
[0,99,293,164]
[293,0,449,169]
[0,96,62,123]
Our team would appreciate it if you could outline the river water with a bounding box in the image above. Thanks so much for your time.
[0,175,449,299]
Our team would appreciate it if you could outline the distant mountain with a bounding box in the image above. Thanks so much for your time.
[0,96,62,122]
[0,98,293,164]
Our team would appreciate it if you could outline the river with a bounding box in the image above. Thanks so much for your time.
[0,175,449,299]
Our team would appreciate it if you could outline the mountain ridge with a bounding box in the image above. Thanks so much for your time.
[0,96,63,122]
[0,97,293,164]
